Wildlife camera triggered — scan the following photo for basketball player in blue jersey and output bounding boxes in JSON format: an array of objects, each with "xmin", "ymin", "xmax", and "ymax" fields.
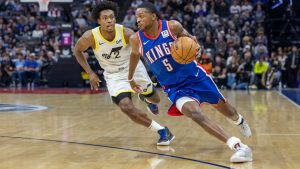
[
  {"xmin": 74, "ymin": 1, "xmax": 174, "ymax": 146},
  {"xmin": 128, "ymin": 2, "xmax": 252, "ymax": 162}
]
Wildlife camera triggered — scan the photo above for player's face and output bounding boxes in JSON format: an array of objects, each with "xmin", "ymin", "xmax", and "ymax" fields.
[
  {"xmin": 98, "ymin": 10, "xmax": 116, "ymax": 33},
  {"xmin": 136, "ymin": 8, "xmax": 155, "ymax": 31}
]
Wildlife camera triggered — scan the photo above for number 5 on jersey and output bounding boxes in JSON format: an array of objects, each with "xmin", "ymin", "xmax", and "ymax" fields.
[{"xmin": 162, "ymin": 58, "xmax": 173, "ymax": 72}]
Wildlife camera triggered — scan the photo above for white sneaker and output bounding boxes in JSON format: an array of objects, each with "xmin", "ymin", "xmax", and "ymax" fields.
[
  {"xmin": 238, "ymin": 119, "xmax": 252, "ymax": 138},
  {"xmin": 230, "ymin": 145, "xmax": 253, "ymax": 163}
]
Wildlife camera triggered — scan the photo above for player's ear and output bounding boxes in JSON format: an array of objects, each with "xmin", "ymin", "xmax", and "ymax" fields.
[{"xmin": 151, "ymin": 13, "xmax": 156, "ymax": 21}]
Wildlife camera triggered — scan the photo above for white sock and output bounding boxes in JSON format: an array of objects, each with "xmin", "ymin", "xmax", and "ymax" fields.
[
  {"xmin": 148, "ymin": 120, "xmax": 164, "ymax": 131},
  {"xmin": 227, "ymin": 136, "xmax": 243, "ymax": 150},
  {"xmin": 233, "ymin": 114, "xmax": 243, "ymax": 125}
]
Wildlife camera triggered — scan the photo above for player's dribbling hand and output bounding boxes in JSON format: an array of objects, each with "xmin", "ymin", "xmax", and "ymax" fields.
[
  {"xmin": 89, "ymin": 72, "xmax": 101, "ymax": 90},
  {"xmin": 191, "ymin": 36, "xmax": 201, "ymax": 58},
  {"xmin": 129, "ymin": 79, "xmax": 142, "ymax": 93}
]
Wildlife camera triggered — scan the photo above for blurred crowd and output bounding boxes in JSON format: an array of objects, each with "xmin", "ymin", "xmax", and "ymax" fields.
[
  {"xmin": 0, "ymin": 0, "xmax": 299, "ymax": 89},
  {"xmin": 123, "ymin": 0, "xmax": 300, "ymax": 89}
]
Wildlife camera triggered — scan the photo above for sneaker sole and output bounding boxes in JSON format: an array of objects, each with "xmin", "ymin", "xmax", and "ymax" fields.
[
  {"xmin": 230, "ymin": 157, "xmax": 253, "ymax": 163},
  {"xmin": 156, "ymin": 135, "xmax": 175, "ymax": 146}
]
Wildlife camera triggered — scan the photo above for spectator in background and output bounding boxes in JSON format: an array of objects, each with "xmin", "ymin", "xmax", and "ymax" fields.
[
  {"xmin": 11, "ymin": 53, "xmax": 25, "ymax": 87},
  {"xmin": 40, "ymin": 51, "xmax": 56, "ymax": 85},
  {"xmin": 230, "ymin": 0, "xmax": 241, "ymax": 15},
  {"xmin": 197, "ymin": 53, "xmax": 212, "ymax": 75},
  {"xmin": 75, "ymin": 13, "xmax": 87, "ymax": 29},
  {"xmin": 254, "ymin": 56, "xmax": 268, "ymax": 89},
  {"xmin": 206, "ymin": 9, "xmax": 218, "ymax": 24},
  {"xmin": 0, "ymin": 52, "xmax": 14, "ymax": 87},
  {"xmin": 212, "ymin": 54, "xmax": 227, "ymax": 88},
  {"xmin": 216, "ymin": 0, "xmax": 229, "ymax": 17},
  {"xmin": 122, "ymin": 11, "xmax": 137, "ymax": 31},
  {"xmin": 131, "ymin": 0, "xmax": 142, "ymax": 10},
  {"xmin": 261, "ymin": 65, "xmax": 278, "ymax": 90},
  {"xmin": 253, "ymin": 2, "xmax": 265, "ymax": 23},
  {"xmin": 285, "ymin": 46, "xmax": 300, "ymax": 88},
  {"xmin": 215, "ymin": 33, "xmax": 227, "ymax": 55},
  {"xmin": 235, "ymin": 65, "xmax": 250, "ymax": 90},
  {"xmin": 170, "ymin": 10, "xmax": 182, "ymax": 22},
  {"xmin": 32, "ymin": 25, "xmax": 43, "ymax": 38},
  {"xmin": 24, "ymin": 53, "xmax": 39, "ymax": 88},
  {"xmin": 241, "ymin": 22, "xmax": 253, "ymax": 38},
  {"xmin": 226, "ymin": 49, "xmax": 240, "ymax": 66},
  {"xmin": 195, "ymin": 0, "xmax": 207, "ymax": 17},
  {"xmin": 241, "ymin": 0, "xmax": 253, "ymax": 13},
  {"xmin": 255, "ymin": 31, "xmax": 267, "ymax": 46},
  {"xmin": 277, "ymin": 47, "xmax": 287, "ymax": 86},
  {"xmin": 227, "ymin": 57, "xmax": 239, "ymax": 89},
  {"xmin": 253, "ymin": 41, "xmax": 268, "ymax": 60},
  {"xmin": 204, "ymin": 35, "xmax": 215, "ymax": 54},
  {"xmin": 241, "ymin": 51, "xmax": 255, "ymax": 85},
  {"xmin": 212, "ymin": 65, "xmax": 227, "ymax": 89}
]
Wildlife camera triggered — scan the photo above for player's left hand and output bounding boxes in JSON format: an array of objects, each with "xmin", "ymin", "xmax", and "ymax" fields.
[
  {"xmin": 129, "ymin": 79, "xmax": 142, "ymax": 93},
  {"xmin": 89, "ymin": 72, "xmax": 101, "ymax": 90}
]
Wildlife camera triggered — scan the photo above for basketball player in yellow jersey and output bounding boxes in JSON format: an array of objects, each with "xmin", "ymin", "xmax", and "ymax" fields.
[{"xmin": 74, "ymin": 1, "xmax": 174, "ymax": 146}]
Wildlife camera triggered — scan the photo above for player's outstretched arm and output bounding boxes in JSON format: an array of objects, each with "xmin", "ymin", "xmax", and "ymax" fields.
[
  {"xmin": 74, "ymin": 30, "xmax": 94, "ymax": 74},
  {"xmin": 74, "ymin": 30, "xmax": 100, "ymax": 90},
  {"xmin": 128, "ymin": 33, "xmax": 142, "ymax": 93}
]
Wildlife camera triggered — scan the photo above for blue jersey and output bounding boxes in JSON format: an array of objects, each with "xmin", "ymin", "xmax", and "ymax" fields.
[{"xmin": 137, "ymin": 20, "xmax": 207, "ymax": 87}]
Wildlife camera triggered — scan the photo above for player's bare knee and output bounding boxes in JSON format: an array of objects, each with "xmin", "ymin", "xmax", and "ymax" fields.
[
  {"xmin": 183, "ymin": 105, "xmax": 201, "ymax": 119},
  {"xmin": 119, "ymin": 101, "xmax": 135, "ymax": 115},
  {"xmin": 190, "ymin": 109, "xmax": 205, "ymax": 121}
]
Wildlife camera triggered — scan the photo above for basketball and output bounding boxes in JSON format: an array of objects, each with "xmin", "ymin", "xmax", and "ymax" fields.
[{"xmin": 170, "ymin": 37, "xmax": 198, "ymax": 64}]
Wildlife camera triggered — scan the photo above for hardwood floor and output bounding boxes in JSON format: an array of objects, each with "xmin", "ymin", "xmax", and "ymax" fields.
[{"xmin": 0, "ymin": 90, "xmax": 299, "ymax": 169}]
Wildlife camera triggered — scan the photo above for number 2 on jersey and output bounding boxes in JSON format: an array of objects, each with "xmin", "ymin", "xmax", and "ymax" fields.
[{"xmin": 162, "ymin": 58, "xmax": 173, "ymax": 72}]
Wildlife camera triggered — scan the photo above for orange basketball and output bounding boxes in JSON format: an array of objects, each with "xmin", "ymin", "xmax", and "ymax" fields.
[{"xmin": 170, "ymin": 37, "xmax": 198, "ymax": 64}]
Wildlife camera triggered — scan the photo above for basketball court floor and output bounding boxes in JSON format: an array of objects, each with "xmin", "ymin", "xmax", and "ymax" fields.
[{"xmin": 0, "ymin": 89, "xmax": 300, "ymax": 169}]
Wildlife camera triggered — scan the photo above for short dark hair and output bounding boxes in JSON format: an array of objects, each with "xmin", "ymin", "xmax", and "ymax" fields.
[
  {"xmin": 91, "ymin": 1, "xmax": 119, "ymax": 21},
  {"xmin": 138, "ymin": 2, "xmax": 159, "ymax": 19}
]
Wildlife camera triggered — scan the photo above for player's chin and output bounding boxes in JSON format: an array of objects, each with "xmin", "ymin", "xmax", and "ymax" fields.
[
  {"xmin": 107, "ymin": 28, "xmax": 114, "ymax": 33},
  {"xmin": 137, "ymin": 25, "xmax": 145, "ymax": 31}
]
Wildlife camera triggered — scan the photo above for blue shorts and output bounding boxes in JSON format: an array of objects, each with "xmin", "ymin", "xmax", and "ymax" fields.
[{"xmin": 164, "ymin": 75, "xmax": 226, "ymax": 105}]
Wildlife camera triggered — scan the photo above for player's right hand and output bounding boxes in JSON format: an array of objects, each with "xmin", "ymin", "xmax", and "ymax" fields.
[
  {"xmin": 191, "ymin": 36, "xmax": 201, "ymax": 58},
  {"xmin": 89, "ymin": 72, "xmax": 101, "ymax": 90},
  {"xmin": 129, "ymin": 79, "xmax": 142, "ymax": 93}
]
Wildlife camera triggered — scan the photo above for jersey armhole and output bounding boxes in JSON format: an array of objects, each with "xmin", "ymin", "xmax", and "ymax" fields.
[
  {"xmin": 120, "ymin": 25, "xmax": 127, "ymax": 46},
  {"xmin": 166, "ymin": 21, "xmax": 177, "ymax": 41},
  {"xmin": 91, "ymin": 28, "xmax": 99, "ymax": 51},
  {"xmin": 136, "ymin": 32, "xmax": 144, "ymax": 56}
]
